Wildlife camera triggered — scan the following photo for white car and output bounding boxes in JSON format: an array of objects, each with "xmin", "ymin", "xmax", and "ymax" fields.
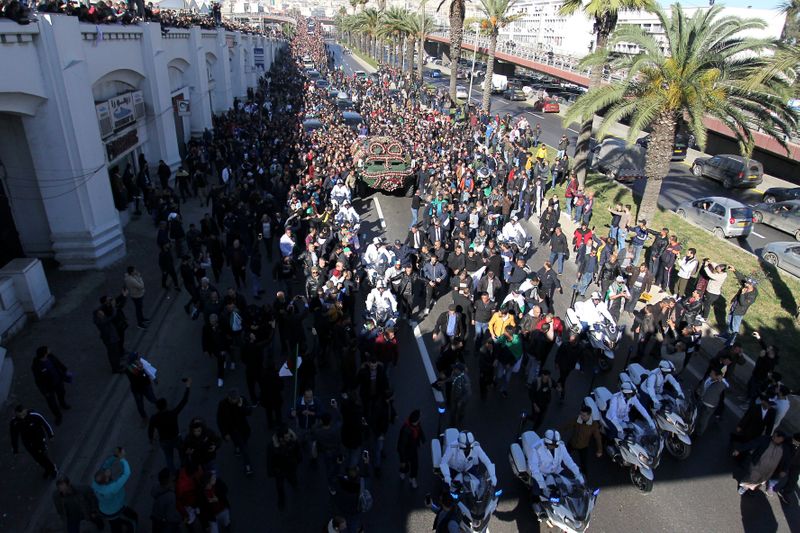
[{"xmin": 456, "ymin": 85, "xmax": 469, "ymax": 99}]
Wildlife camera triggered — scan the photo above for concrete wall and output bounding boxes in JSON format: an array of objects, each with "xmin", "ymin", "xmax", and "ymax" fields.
[{"xmin": 0, "ymin": 17, "xmax": 280, "ymax": 270}]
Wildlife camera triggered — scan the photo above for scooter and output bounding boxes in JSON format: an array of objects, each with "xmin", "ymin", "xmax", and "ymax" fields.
[
  {"xmin": 584, "ymin": 387, "xmax": 664, "ymax": 493},
  {"xmin": 564, "ymin": 310, "xmax": 622, "ymax": 372},
  {"xmin": 508, "ymin": 425, "xmax": 599, "ymax": 533},
  {"xmin": 622, "ymin": 364, "xmax": 697, "ymax": 460},
  {"xmin": 431, "ymin": 428, "xmax": 501, "ymax": 533}
]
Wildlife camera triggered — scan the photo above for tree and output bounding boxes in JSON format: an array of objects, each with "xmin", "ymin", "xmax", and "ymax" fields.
[
  {"xmin": 780, "ymin": 0, "xmax": 800, "ymax": 43},
  {"xmin": 438, "ymin": 0, "xmax": 466, "ymax": 102},
  {"xmin": 355, "ymin": 8, "xmax": 382, "ymax": 58},
  {"xmin": 559, "ymin": 0, "xmax": 657, "ymax": 186},
  {"xmin": 380, "ymin": 7, "xmax": 413, "ymax": 69},
  {"xmin": 409, "ymin": 9, "xmax": 436, "ymax": 80},
  {"xmin": 565, "ymin": 4, "xmax": 799, "ymax": 222},
  {"xmin": 476, "ymin": 0, "xmax": 521, "ymax": 113}
]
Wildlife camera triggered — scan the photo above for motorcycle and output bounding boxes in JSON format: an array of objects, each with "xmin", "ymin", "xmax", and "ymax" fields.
[
  {"xmin": 564, "ymin": 309, "xmax": 622, "ymax": 372},
  {"xmin": 361, "ymin": 306, "xmax": 397, "ymax": 338},
  {"xmin": 622, "ymin": 364, "xmax": 697, "ymax": 460},
  {"xmin": 584, "ymin": 387, "xmax": 664, "ymax": 493},
  {"xmin": 497, "ymin": 232, "xmax": 535, "ymax": 259},
  {"xmin": 509, "ymin": 428, "xmax": 598, "ymax": 533},
  {"xmin": 431, "ymin": 428, "xmax": 501, "ymax": 533}
]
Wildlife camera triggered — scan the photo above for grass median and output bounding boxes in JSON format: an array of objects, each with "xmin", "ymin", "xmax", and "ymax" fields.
[
  {"xmin": 546, "ymin": 173, "xmax": 800, "ymax": 385},
  {"xmin": 342, "ymin": 45, "xmax": 378, "ymax": 70}
]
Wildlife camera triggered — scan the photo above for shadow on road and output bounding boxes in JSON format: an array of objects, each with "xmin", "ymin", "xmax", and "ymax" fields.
[{"xmin": 741, "ymin": 490, "xmax": 778, "ymax": 533}]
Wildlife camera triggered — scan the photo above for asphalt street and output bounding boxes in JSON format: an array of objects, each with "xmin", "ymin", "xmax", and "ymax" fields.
[
  {"xmin": 334, "ymin": 44, "xmax": 800, "ymax": 533},
  {"xmin": 414, "ymin": 65, "xmax": 793, "ymax": 258}
]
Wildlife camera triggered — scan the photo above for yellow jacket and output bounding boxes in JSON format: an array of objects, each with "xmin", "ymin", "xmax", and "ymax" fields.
[
  {"xmin": 536, "ymin": 145, "xmax": 548, "ymax": 160},
  {"xmin": 489, "ymin": 312, "xmax": 516, "ymax": 338}
]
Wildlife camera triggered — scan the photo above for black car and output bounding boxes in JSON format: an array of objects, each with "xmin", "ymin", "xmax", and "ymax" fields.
[
  {"xmin": 636, "ymin": 133, "xmax": 689, "ymax": 162},
  {"xmin": 691, "ymin": 154, "xmax": 764, "ymax": 189},
  {"xmin": 762, "ymin": 187, "xmax": 800, "ymax": 204},
  {"xmin": 503, "ymin": 89, "xmax": 526, "ymax": 101}
]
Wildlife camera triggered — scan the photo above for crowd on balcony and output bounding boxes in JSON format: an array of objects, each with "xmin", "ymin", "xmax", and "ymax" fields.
[{"xmin": 1, "ymin": 0, "xmax": 279, "ymax": 35}]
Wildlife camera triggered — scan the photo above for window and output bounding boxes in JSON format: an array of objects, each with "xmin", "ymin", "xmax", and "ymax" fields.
[{"xmin": 709, "ymin": 204, "xmax": 726, "ymax": 217}]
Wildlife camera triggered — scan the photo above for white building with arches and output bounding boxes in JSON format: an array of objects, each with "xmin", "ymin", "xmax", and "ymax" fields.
[{"xmin": 0, "ymin": 15, "xmax": 281, "ymax": 272}]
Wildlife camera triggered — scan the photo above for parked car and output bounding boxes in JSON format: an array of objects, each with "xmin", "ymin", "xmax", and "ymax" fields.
[
  {"xmin": 761, "ymin": 241, "xmax": 800, "ymax": 277},
  {"xmin": 354, "ymin": 70, "xmax": 368, "ymax": 81},
  {"xmin": 306, "ymin": 70, "xmax": 321, "ymax": 80},
  {"xmin": 675, "ymin": 196, "xmax": 754, "ymax": 239},
  {"xmin": 503, "ymin": 88, "xmax": 526, "ymax": 101},
  {"xmin": 456, "ymin": 68, "xmax": 468, "ymax": 80},
  {"xmin": 636, "ymin": 133, "xmax": 688, "ymax": 161},
  {"xmin": 752, "ymin": 200, "xmax": 800, "ymax": 241},
  {"xmin": 691, "ymin": 154, "xmax": 764, "ymax": 189},
  {"xmin": 456, "ymin": 85, "xmax": 469, "ymax": 99},
  {"xmin": 315, "ymin": 79, "xmax": 330, "ymax": 89},
  {"xmin": 762, "ymin": 187, "xmax": 800, "ymax": 204},
  {"xmin": 587, "ymin": 137, "xmax": 646, "ymax": 183},
  {"xmin": 532, "ymin": 98, "xmax": 560, "ymax": 113},
  {"xmin": 342, "ymin": 111, "xmax": 364, "ymax": 131},
  {"xmin": 426, "ymin": 68, "xmax": 442, "ymax": 78}
]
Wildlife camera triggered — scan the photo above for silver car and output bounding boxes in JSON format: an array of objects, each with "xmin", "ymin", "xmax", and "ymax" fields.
[
  {"xmin": 675, "ymin": 196, "xmax": 753, "ymax": 239},
  {"xmin": 762, "ymin": 241, "xmax": 800, "ymax": 277},
  {"xmin": 752, "ymin": 200, "xmax": 800, "ymax": 241}
]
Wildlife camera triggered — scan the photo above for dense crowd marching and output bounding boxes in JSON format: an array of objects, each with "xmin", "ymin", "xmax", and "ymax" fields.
[{"xmin": 7, "ymin": 19, "xmax": 800, "ymax": 533}]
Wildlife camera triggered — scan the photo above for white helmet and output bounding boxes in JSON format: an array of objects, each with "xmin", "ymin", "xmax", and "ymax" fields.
[
  {"xmin": 590, "ymin": 291, "xmax": 602, "ymax": 301},
  {"xmin": 658, "ymin": 360, "xmax": 675, "ymax": 374},
  {"xmin": 376, "ymin": 280, "xmax": 387, "ymax": 290},
  {"xmin": 621, "ymin": 381, "xmax": 636, "ymax": 395},
  {"xmin": 458, "ymin": 431, "xmax": 475, "ymax": 452},
  {"xmin": 543, "ymin": 429, "xmax": 561, "ymax": 446}
]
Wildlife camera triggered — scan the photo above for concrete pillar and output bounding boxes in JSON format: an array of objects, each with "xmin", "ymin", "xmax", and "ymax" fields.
[
  {"xmin": 26, "ymin": 15, "xmax": 125, "ymax": 270},
  {"xmin": 212, "ymin": 29, "xmax": 233, "ymax": 112},
  {"xmin": 140, "ymin": 23, "xmax": 182, "ymax": 172},
  {"xmin": 187, "ymin": 26, "xmax": 213, "ymax": 137},
  {"xmin": 230, "ymin": 31, "xmax": 246, "ymax": 99}
]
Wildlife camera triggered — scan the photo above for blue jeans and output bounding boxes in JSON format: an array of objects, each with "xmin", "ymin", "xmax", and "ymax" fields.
[
  {"xmin": 727, "ymin": 314, "xmax": 744, "ymax": 344},
  {"xmin": 573, "ymin": 205, "xmax": 584, "ymax": 224},
  {"xmin": 549, "ymin": 252, "xmax": 565, "ymax": 274},
  {"xmin": 566, "ymin": 198, "xmax": 573, "ymax": 218},
  {"xmin": 616, "ymin": 231, "xmax": 626, "ymax": 252},
  {"xmin": 577, "ymin": 272, "xmax": 593, "ymax": 296},
  {"xmin": 160, "ymin": 437, "xmax": 181, "ymax": 472},
  {"xmin": 474, "ymin": 321, "xmax": 489, "ymax": 349},
  {"xmin": 632, "ymin": 244, "xmax": 644, "ymax": 266},
  {"xmin": 609, "ymin": 226, "xmax": 620, "ymax": 243},
  {"xmin": 410, "ymin": 207, "xmax": 418, "ymax": 228}
]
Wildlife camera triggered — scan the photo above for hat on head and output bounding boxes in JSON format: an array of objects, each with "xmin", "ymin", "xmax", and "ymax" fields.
[{"xmin": 615, "ymin": 275, "xmax": 625, "ymax": 282}]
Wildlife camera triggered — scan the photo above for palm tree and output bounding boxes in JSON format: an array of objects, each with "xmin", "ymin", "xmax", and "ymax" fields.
[
  {"xmin": 559, "ymin": 0, "xmax": 657, "ymax": 186},
  {"xmin": 565, "ymin": 4, "xmax": 799, "ymax": 222},
  {"xmin": 476, "ymin": 0, "xmax": 521, "ymax": 113},
  {"xmin": 438, "ymin": 0, "xmax": 466, "ymax": 102},
  {"xmin": 409, "ymin": 9, "xmax": 436, "ymax": 80},
  {"xmin": 355, "ymin": 8, "xmax": 382, "ymax": 58},
  {"xmin": 780, "ymin": 0, "xmax": 800, "ymax": 42},
  {"xmin": 380, "ymin": 7, "xmax": 414, "ymax": 69}
]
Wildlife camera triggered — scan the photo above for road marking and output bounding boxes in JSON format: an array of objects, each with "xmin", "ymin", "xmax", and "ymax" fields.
[
  {"xmin": 528, "ymin": 112, "xmax": 544, "ymax": 119},
  {"xmin": 751, "ymin": 231, "xmax": 765, "ymax": 238},
  {"xmin": 753, "ymin": 189, "xmax": 765, "ymax": 194},
  {"xmin": 373, "ymin": 197, "xmax": 386, "ymax": 229},
  {"xmin": 411, "ymin": 321, "xmax": 445, "ymax": 404},
  {"xmin": 567, "ymin": 128, "xmax": 580, "ymax": 134}
]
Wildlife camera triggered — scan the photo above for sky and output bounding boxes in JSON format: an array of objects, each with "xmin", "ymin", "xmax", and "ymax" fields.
[{"xmin": 670, "ymin": 0, "xmax": 784, "ymax": 8}]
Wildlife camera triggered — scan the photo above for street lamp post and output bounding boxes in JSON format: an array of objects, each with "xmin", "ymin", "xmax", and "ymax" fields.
[{"xmin": 467, "ymin": 23, "xmax": 480, "ymax": 110}]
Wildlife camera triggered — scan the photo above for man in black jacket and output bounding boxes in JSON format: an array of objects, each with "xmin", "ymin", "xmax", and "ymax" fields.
[
  {"xmin": 548, "ymin": 226, "xmax": 568, "ymax": 275},
  {"xmin": 10, "ymin": 405, "xmax": 57, "ymax": 478},
  {"xmin": 32, "ymin": 346, "xmax": 71, "ymax": 425},
  {"xmin": 647, "ymin": 227, "xmax": 669, "ymax": 274},
  {"xmin": 149, "ymin": 378, "xmax": 191, "ymax": 472},
  {"xmin": 433, "ymin": 304, "xmax": 466, "ymax": 345},
  {"xmin": 217, "ymin": 389, "xmax": 254, "ymax": 475},
  {"xmin": 472, "ymin": 292, "xmax": 497, "ymax": 351}
]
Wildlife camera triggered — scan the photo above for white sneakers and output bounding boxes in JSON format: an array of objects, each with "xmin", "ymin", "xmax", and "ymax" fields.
[{"xmin": 217, "ymin": 378, "xmax": 223, "ymax": 388}]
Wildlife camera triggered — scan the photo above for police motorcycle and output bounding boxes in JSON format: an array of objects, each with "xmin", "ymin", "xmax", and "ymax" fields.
[
  {"xmin": 509, "ymin": 421, "xmax": 599, "ymax": 533},
  {"xmin": 498, "ymin": 215, "xmax": 535, "ymax": 258},
  {"xmin": 431, "ymin": 429, "xmax": 501, "ymax": 533},
  {"xmin": 565, "ymin": 292, "xmax": 622, "ymax": 372},
  {"xmin": 583, "ymin": 383, "xmax": 664, "ymax": 493},
  {"xmin": 623, "ymin": 362, "xmax": 696, "ymax": 460}
]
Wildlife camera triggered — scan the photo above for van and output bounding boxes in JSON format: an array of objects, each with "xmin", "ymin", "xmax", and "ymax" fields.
[
  {"xmin": 588, "ymin": 138, "xmax": 646, "ymax": 183},
  {"xmin": 691, "ymin": 154, "xmax": 764, "ymax": 189},
  {"xmin": 342, "ymin": 111, "xmax": 364, "ymax": 132},
  {"xmin": 675, "ymin": 196, "xmax": 754, "ymax": 239}
]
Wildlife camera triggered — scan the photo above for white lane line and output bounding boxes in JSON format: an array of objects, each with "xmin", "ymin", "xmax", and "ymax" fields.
[
  {"xmin": 373, "ymin": 197, "xmax": 387, "ymax": 229},
  {"xmin": 567, "ymin": 128, "xmax": 580, "ymax": 134},
  {"xmin": 411, "ymin": 321, "xmax": 445, "ymax": 404},
  {"xmin": 751, "ymin": 231, "xmax": 765, "ymax": 238},
  {"xmin": 528, "ymin": 112, "xmax": 544, "ymax": 119}
]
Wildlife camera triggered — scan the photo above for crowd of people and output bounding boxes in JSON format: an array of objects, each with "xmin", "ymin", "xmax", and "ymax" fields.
[
  {"xmin": 6, "ymin": 18, "xmax": 799, "ymax": 533},
  {"xmin": 1, "ymin": 0, "xmax": 275, "ymax": 35}
]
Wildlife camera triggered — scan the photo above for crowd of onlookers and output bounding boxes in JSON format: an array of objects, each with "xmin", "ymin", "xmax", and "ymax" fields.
[{"xmin": 1, "ymin": 0, "xmax": 279, "ymax": 36}]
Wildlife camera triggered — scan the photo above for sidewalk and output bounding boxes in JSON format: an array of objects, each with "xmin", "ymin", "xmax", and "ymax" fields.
[{"xmin": 0, "ymin": 196, "xmax": 209, "ymax": 532}]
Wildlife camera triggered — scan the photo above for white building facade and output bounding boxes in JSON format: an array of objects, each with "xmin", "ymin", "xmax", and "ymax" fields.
[{"xmin": 0, "ymin": 15, "xmax": 280, "ymax": 271}]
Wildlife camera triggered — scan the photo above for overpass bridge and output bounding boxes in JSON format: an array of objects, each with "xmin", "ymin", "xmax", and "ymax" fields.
[{"xmin": 425, "ymin": 32, "xmax": 800, "ymax": 170}]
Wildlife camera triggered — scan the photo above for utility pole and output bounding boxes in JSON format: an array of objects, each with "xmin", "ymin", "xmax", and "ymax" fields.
[{"xmin": 466, "ymin": 23, "xmax": 479, "ymax": 110}]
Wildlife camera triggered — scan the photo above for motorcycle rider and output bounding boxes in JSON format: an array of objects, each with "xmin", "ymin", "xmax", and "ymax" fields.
[
  {"xmin": 330, "ymin": 179, "xmax": 351, "ymax": 208},
  {"xmin": 642, "ymin": 361, "xmax": 684, "ymax": 410},
  {"xmin": 440, "ymin": 431, "xmax": 497, "ymax": 494},
  {"xmin": 606, "ymin": 381, "xmax": 655, "ymax": 440},
  {"xmin": 364, "ymin": 238, "xmax": 394, "ymax": 286},
  {"xmin": 574, "ymin": 292, "xmax": 615, "ymax": 331},
  {"xmin": 335, "ymin": 200, "xmax": 360, "ymax": 230},
  {"xmin": 501, "ymin": 215, "xmax": 528, "ymax": 250},
  {"xmin": 365, "ymin": 281, "xmax": 398, "ymax": 317},
  {"xmin": 527, "ymin": 430, "xmax": 584, "ymax": 507}
]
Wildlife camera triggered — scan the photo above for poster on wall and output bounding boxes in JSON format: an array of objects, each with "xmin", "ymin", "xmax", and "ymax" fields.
[
  {"xmin": 177, "ymin": 100, "xmax": 191, "ymax": 116},
  {"xmin": 109, "ymin": 93, "xmax": 135, "ymax": 129},
  {"xmin": 254, "ymin": 47, "xmax": 264, "ymax": 69}
]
